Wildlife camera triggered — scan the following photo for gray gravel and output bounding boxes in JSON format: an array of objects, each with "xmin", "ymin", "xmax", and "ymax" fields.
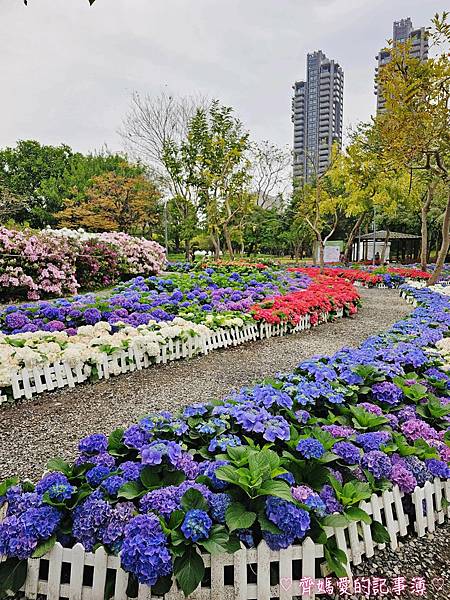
[
  {"xmin": 346, "ymin": 522, "xmax": 450, "ymax": 600},
  {"xmin": 0, "ymin": 288, "xmax": 412, "ymax": 481}
]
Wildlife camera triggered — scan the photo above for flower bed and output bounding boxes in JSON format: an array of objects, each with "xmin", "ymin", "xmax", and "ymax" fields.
[
  {"xmin": 0, "ymin": 268, "xmax": 359, "ymax": 404},
  {"xmin": 0, "ymin": 227, "xmax": 166, "ymax": 300},
  {"xmin": 1, "ymin": 284, "xmax": 450, "ymax": 599},
  {"xmin": 289, "ymin": 266, "xmax": 431, "ymax": 289}
]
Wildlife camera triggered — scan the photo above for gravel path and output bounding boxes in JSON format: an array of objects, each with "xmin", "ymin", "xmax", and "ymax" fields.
[
  {"xmin": 0, "ymin": 288, "xmax": 412, "ymax": 481},
  {"xmin": 348, "ymin": 522, "xmax": 450, "ymax": 600}
]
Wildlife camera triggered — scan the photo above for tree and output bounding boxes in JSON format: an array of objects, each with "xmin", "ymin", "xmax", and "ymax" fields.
[
  {"xmin": 56, "ymin": 172, "xmax": 161, "ymax": 233},
  {"xmin": 120, "ymin": 91, "xmax": 209, "ymax": 258},
  {"xmin": 0, "ymin": 140, "xmax": 73, "ymax": 226},
  {"xmin": 248, "ymin": 141, "xmax": 291, "ymax": 209},
  {"xmin": 0, "ymin": 186, "xmax": 28, "ymax": 223},
  {"xmin": 163, "ymin": 101, "xmax": 251, "ymax": 259},
  {"xmin": 40, "ymin": 151, "xmax": 147, "ymax": 214},
  {"xmin": 376, "ymin": 12, "xmax": 450, "ymax": 283},
  {"xmin": 297, "ymin": 178, "xmax": 340, "ymax": 271}
]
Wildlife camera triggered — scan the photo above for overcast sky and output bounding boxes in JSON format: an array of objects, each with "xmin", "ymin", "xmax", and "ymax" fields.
[{"xmin": 0, "ymin": 0, "xmax": 447, "ymax": 156}]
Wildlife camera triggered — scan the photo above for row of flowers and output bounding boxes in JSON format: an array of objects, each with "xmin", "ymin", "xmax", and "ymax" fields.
[
  {"xmin": 0, "ymin": 227, "xmax": 166, "ymax": 300},
  {"xmin": 288, "ymin": 266, "xmax": 431, "ymax": 288},
  {"xmin": 1, "ymin": 284, "xmax": 450, "ymax": 596},
  {"xmin": 0, "ymin": 266, "xmax": 312, "ymax": 335},
  {"xmin": 0, "ymin": 318, "xmax": 215, "ymax": 389},
  {"xmin": 0, "ymin": 266, "xmax": 359, "ymax": 393}
]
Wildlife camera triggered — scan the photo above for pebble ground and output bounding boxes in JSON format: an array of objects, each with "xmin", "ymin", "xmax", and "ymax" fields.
[
  {"xmin": 1, "ymin": 288, "xmax": 449, "ymax": 598},
  {"xmin": 0, "ymin": 288, "xmax": 411, "ymax": 481}
]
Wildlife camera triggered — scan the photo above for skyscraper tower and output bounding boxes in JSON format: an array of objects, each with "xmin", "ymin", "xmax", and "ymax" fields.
[
  {"xmin": 375, "ymin": 17, "xmax": 428, "ymax": 112},
  {"xmin": 292, "ymin": 50, "xmax": 344, "ymax": 184}
]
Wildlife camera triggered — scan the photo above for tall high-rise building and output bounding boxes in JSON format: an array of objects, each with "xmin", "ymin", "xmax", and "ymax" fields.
[
  {"xmin": 375, "ymin": 17, "xmax": 428, "ymax": 112},
  {"xmin": 292, "ymin": 50, "xmax": 344, "ymax": 184}
]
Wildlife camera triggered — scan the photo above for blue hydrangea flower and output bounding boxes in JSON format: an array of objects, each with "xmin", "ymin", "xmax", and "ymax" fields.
[
  {"xmin": 141, "ymin": 440, "xmax": 182, "ymax": 467},
  {"xmin": 425, "ymin": 459, "xmax": 450, "ymax": 479},
  {"xmin": 361, "ymin": 450, "xmax": 392, "ymax": 480},
  {"xmin": 119, "ymin": 461, "xmax": 143, "ymax": 481},
  {"xmin": 209, "ymin": 493, "xmax": 232, "ymax": 524},
  {"xmin": 371, "ymin": 382, "xmax": 403, "ymax": 405},
  {"xmin": 296, "ymin": 438, "xmax": 325, "ymax": 459},
  {"xmin": 333, "ymin": 441, "xmax": 361, "ymax": 465},
  {"xmin": 101, "ymin": 476, "xmax": 127, "ymax": 496},
  {"xmin": 78, "ymin": 433, "xmax": 108, "ymax": 454},
  {"xmin": 86, "ymin": 465, "xmax": 112, "ymax": 488},
  {"xmin": 208, "ymin": 434, "xmax": 242, "ymax": 452},
  {"xmin": 120, "ymin": 514, "xmax": 172, "ymax": 585},
  {"xmin": 181, "ymin": 509, "xmax": 212, "ymax": 542}
]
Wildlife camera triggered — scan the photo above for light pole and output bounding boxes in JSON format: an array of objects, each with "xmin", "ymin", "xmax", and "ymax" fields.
[
  {"xmin": 163, "ymin": 197, "xmax": 169, "ymax": 257},
  {"xmin": 372, "ymin": 206, "xmax": 376, "ymax": 266}
]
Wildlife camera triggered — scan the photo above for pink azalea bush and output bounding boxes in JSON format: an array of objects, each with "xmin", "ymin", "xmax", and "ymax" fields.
[{"xmin": 0, "ymin": 227, "xmax": 166, "ymax": 300}]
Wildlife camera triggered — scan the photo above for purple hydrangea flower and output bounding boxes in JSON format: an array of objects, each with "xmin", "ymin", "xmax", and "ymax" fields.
[
  {"xmin": 371, "ymin": 381, "xmax": 403, "ymax": 405},
  {"xmin": 120, "ymin": 514, "xmax": 172, "ymax": 585},
  {"xmin": 390, "ymin": 463, "xmax": 417, "ymax": 493},
  {"xmin": 333, "ymin": 441, "xmax": 361, "ymax": 465},
  {"xmin": 79, "ymin": 434, "xmax": 108, "ymax": 455},
  {"xmin": 141, "ymin": 440, "xmax": 182, "ymax": 467},
  {"xmin": 361, "ymin": 450, "xmax": 392, "ymax": 480}
]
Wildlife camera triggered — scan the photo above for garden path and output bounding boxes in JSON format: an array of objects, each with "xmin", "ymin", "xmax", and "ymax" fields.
[{"xmin": 0, "ymin": 288, "xmax": 412, "ymax": 481}]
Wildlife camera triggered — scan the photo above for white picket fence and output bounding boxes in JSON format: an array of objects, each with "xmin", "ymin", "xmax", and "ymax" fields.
[
  {"xmin": 4, "ymin": 477, "xmax": 448, "ymax": 600},
  {"xmin": 0, "ymin": 310, "xmax": 346, "ymax": 406}
]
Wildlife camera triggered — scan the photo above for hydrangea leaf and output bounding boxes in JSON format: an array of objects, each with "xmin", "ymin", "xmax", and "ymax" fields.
[{"xmin": 225, "ymin": 502, "xmax": 256, "ymax": 532}]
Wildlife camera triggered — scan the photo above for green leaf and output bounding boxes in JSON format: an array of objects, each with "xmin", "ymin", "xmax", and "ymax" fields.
[
  {"xmin": 257, "ymin": 480, "xmax": 293, "ymax": 501},
  {"xmin": 140, "ymin": 467, "xmax": 161, "ymax": 490},
  {"xmin": 108, "ymin": 428, "xmax": 127, "ymax": 455},
  {"xmin": 31, "ymin": 535, "xmax": 56, "ymax": 558},
  {"xmin": 168, "ymin": 510, "xmax": 185, "ymax": 530},
  {"xmin": 173, "ymin": 548, "xmax": 205, "ymax": 596},
  {"xmin": 200, "ymin": 525, "xmax": 231, "ymax": 554},
  {"xmin": 258, "ymin": 513, "xmax": 282, "ymax": 534},
  {"xmin": 117, "ymin": 481, "xmax": 143, "ymax": 500},
  {"xmin": 324, "ymin": 546, "xmax": 347, "ymax": 578},
  {"xmin": 150, "ymin": 575, "xmax": 173, "ymax": 596},
  {"xmin": 180, "ymin": 488, "xmax": 208, "ymax": 511},
  {"xmin": 46, "ymin": 458, "xmax": 71, "ymax": 476},
  {"xmin": 126, "ymin": 573, "xmax": 139, "ymax": 598},
  {"xmin": 345, "ymin": 507, "xmax": 372, "ymax": 525},
  {"xmin": 215, "ymin": 465, "xmax": 240, "ymax": 485},
  {"xmin": 226, "ymin": 445, "xmax": 250, "ymax": 466},
  {"xmin": 371, "ymin": 521, "xmax": 391, "ymax": 544},
  {"xmin": 0, "ymin": 477, "xmax": 19, "ymax": 497},
  {"xmin": 322, "ymin": 514, "xmax": 350, "ymax": 528},
  {"xmin": 0, "ymin": 558, "xmax": 28, "ymax": 595},
  {"xmin": 225, "ymin": 503, "xmax": 256, "ymax": 532}
]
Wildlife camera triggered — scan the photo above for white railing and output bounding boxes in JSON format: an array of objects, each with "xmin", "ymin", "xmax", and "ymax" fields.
[
  {"xmin": 1, "ymin": 310, "xmax": 347, "ymax": 406},
  {"xmin": 5, "ymin": 477, "xmax": 449, "ymax": 600}
]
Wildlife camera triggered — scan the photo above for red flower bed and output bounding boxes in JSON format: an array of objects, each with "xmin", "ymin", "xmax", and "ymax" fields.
[
  {"xmin": 288, "ymin": 267, "xmax": 382, "ymax": 286},
  {"xmin": 386, "ymin": 267, "xmax": 431, "ymax": 280},
  {"xmin": 250, "ymin": 274, "xmax": 360, "ymax": 325}
]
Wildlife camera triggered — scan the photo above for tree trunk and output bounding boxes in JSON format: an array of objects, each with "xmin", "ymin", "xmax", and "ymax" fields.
[
  {"xmin": 420, "ymin": 182, "xmax": 435, "ymax": 271},
  {"xmin": 319, "ymin": 239, "xmax": 325, "ymax": 273},
  {"xmin": 380, "ymin": 228, "xmax": 390, "ymax": 263},
  {"xmin": 184, "ymin": 239, "xmax": 191, "ymax": 261},
  {"xmin": 223, "ymin": 223, "xmax": 234, "ymax": 258},
  {"xmin": 428, "ymin": 190, "xmax": 450, "ymax": 285},
  {"xmin": 211, "ymin": 232, "xmax": 221, "ymax": 260},
  {"xmin": 344, "ymin": 213, "xmax": 365, "ymax": 263}
]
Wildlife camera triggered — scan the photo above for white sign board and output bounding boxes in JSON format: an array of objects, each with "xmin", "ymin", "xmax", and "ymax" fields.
[{"xmin": 323, "ymin": 245, "xmax": 341, "ymax": 263}]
